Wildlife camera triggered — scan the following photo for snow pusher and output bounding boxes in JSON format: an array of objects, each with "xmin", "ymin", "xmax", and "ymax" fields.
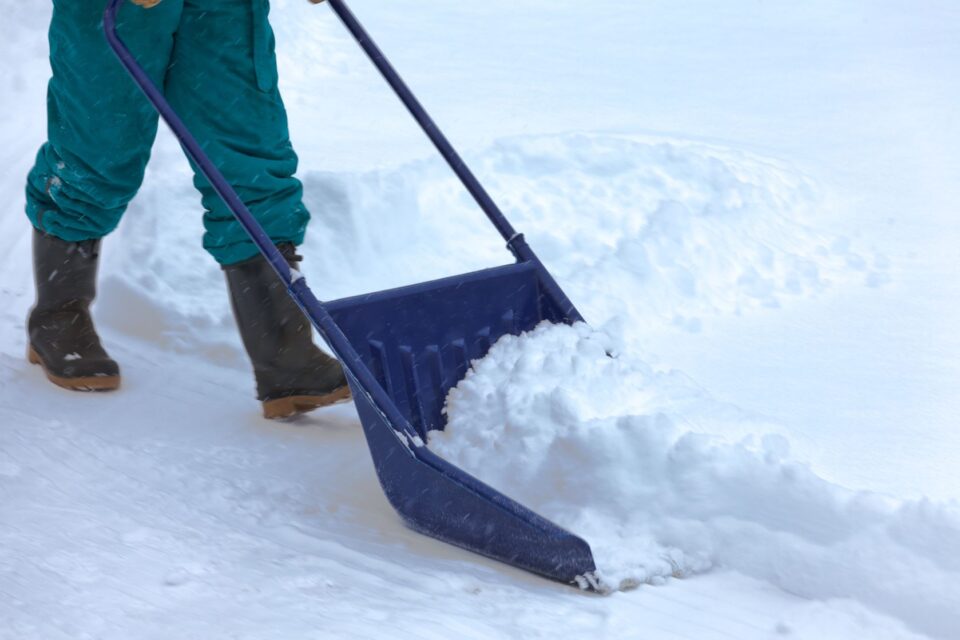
[{"xmin": 105, "ymin": 0, "xmax": 598, "ymax": 587}]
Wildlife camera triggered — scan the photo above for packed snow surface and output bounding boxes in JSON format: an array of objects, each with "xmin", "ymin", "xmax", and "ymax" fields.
[{"xmin": 432, "ymin": 322, "xmax": 960, "ymax": 637}]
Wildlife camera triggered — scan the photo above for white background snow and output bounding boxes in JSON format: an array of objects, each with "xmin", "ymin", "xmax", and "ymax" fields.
[{"xmin": 1, "ymin": 1, "xmax": 958, "ymax": 639}]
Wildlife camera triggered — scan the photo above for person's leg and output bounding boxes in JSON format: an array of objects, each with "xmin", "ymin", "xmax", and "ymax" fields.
[
  {"xmin": 164, "ymin": 0, "xmax": 309, "ymax": 266},
  {"xmin": 25, "ymin": 0, "xmax": 183, "ymax": 390},
  {"xmin": 26, "ymin": 0, "xmax": 183, "ymax": 240},
  {"xmin": 165, "ymin": 0, "xmax": 346, "ymax": 418}
]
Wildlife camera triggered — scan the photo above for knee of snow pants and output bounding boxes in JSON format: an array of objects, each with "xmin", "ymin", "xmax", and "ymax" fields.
[
  {"xmin": 26, "ymin": 0, "xmax": 184, "ymax": 242},
  {"xmin": 27, "ymin": 0, "xmax": 310, "ymax": 267},
  {"xmin": 165, "ymin": 0, "xmax": 309, "ymax": 266}
]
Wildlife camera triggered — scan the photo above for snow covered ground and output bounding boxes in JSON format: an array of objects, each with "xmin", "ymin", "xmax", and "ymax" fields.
[{"xmin": 2, "ymin": 1, "xmax": 958, "ymax": 638}]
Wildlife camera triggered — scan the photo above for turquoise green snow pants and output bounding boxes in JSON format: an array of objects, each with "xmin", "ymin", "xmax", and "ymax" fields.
[{"xmin": 26, "ymin": 0, "xmax": 309, "ymax": 265}]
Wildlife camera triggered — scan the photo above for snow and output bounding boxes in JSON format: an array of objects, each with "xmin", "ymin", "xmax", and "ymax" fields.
[
  {"xmin": 431, "ymin": 321, "xmax": 960, "ymax": 637},
  {"xmin": 1, "ymin": 0, "xmax": 959, "ymax": 639}
]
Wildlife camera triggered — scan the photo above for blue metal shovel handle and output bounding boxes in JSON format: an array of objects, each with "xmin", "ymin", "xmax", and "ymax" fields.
[
  {"xmin": 102, "ymin": 0, "xmax": 421, "ymax": 447},
  {"xmin": 102, "ymin": 1, "xmax": 293, "ymax": 287},
  {"xmin": 327, "ymin": 0, "xmax": 517, "ymax": 244},
  {"xmin": 324, "ymin": 0, "xmax": 583, "ymax": 322}
]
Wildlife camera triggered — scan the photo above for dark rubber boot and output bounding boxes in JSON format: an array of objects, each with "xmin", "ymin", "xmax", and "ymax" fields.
[
  {"xmin": 27, "ymin": 229, "xmax": 120, "ymax": 391},
  {"xmin": 224, "ymin": 244, "xmax": 350, "ymax": 419}
]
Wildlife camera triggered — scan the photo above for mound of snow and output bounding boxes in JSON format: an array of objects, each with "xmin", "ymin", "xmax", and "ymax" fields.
[
  {"xmin": 98, "ymin": 132, "xmax": 876, "ymax": 359},
  {"xmin": 301, "ymin": 133, "xmax": 880, "ymax": 331},
  {"xmin": 429, "ymin": 322, "xmax": 960, "ymax": 639}
]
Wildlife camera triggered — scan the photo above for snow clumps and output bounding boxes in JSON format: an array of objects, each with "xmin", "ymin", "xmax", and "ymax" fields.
[{"xmin": 429, "ymin": 322, "xmax": 960, "ymax": 639}]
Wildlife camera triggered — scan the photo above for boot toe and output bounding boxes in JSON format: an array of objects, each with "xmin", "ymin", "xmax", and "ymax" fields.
[
  {"xmin": 258, "ymin": 362, "xmax": 352, "ymax": 419},
  {"xmin": 261, "ymin": 385, "xmax": 352, "ymax": 420},
  {"xmin": 60, "ymin": 357, "xmax": 120, "ymax": 380},
  {"xmin": 28, "ymin": 345, "xmax": 121, "ymax": 392}
]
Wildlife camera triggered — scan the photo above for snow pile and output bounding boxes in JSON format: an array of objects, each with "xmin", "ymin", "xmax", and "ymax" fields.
[
  {"xmin": 98, "ymin": 132, "xmax": 879, "ymax": 360},
  {"xmin": 300, "ymin": 134, "xmax": 882, "ymax": 330},
  {"xmin": 429, "ymin": 322, "xmax": 960, "ymax": 638}
]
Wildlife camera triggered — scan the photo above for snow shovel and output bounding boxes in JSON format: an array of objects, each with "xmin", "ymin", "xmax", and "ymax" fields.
[{"xmin": 104, "ymin": 0, "xmax": 598, "ymax": 588}]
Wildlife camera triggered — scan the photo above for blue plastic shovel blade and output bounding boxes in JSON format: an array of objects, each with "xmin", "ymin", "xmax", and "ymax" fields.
[{"xmin": 325, "ymin": 262, "xmax": 597, "ymax": 584}]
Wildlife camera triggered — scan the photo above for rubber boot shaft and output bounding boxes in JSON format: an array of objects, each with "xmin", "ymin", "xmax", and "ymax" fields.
[
  {"xmin": 28, "ymin": 229, "xmax": 120, "ymax": 387},
  {"xmin": 224, "ymin": 245, "xmax": 347, "ymax": 405}
]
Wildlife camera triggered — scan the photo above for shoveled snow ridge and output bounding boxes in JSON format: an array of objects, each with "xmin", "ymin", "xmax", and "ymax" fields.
[
  {"xmin": 430, "ymin": 322, "xmax": 960, "ymax": 639},
  {"xmin": 98, "ymin": 132, "xmax": 882, "ymax": 361}
]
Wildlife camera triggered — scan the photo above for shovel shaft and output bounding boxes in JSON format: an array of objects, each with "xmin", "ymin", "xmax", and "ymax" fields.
[
  {"xmin": 102, "ymin": 0, "xmax": 292, "ymax": 285},
  {"xmin": 103, "ymin": 0, "xmax": 420, "ymax": 444},
  {"xmin": 326, "ymin": 0, "xmax": 520, "ymax": 245},
  {"xmin": 325, "ymin": 0, "xmax": 583, "ymax": 321}
]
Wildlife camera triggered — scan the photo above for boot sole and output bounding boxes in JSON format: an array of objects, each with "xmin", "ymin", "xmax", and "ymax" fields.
[
  {"xmin": 262, "ymin": 386, "xmax": 353, "ymax": 420},
  {"xmin": 27, "ymin": 346, "xmax": 121, "ymax": 392}
]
